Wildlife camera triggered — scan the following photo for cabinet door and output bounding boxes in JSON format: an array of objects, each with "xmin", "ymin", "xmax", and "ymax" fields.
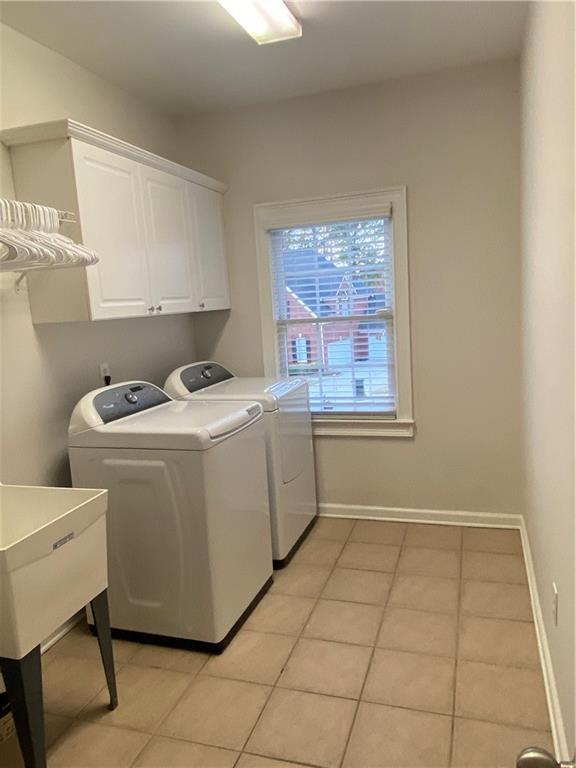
[
  {"xmin": 72, "ymin": 140, "xmax": 152, "ymax": 320},
  {"xmin": 187, "ymin": 184, "xmax": 230, "ymax": 311},
  {"xmin": 139, "ymin": 165, "xmax": 197, "ymax": 314}
]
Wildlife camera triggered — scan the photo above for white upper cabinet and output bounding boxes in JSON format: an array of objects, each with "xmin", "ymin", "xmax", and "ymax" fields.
[
  {"xmin": 187, "ymin": 184, "xmax": 230, "ymax": 311},
  {"xmin": 2, "ymin": 119, "xmax": 230, "ymax": 323},
  {"xmin": 139, "ymin": 166, "xmax": 196, "ymax": 315},
  {"xmin": 72, "ymin": 141, "xmax": 152, "ymax": 320}
]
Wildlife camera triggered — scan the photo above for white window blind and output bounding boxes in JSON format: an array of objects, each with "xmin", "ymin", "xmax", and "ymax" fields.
[{"xmin": 269, "ymin": 211, "xmax": 397, "ymax": 415}]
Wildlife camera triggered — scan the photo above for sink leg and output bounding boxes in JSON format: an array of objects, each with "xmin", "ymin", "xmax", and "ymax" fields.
[
  {"xmin": 0, "ymin": 645, "xmax": 46, "ymax": 768},
  {"xmin": 90, "ymin": 589, "xmax": 118, "ymax": 710}
]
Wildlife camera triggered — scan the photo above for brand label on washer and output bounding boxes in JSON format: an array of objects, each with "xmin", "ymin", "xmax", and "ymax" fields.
[{"xmin": 53, "ymin": 532, "xmax": 74, "ymax": 550}]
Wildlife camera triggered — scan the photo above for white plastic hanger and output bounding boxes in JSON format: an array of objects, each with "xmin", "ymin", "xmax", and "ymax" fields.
[
  {"xmin": 0, "ymin": 199, "xmax": 98, "ymax": 273},
  {"xmin": 0, "ymin": 200, "xmax": 52, "ymax": 266},
  {"xmin": 27, "ymin": 202, "xmax": 98, "ymax": 265}
]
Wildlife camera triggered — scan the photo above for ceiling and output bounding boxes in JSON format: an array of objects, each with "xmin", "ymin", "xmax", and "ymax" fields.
[{"xmin": 1, "ymin": 1, "xmax": 527, "ymax": 115}]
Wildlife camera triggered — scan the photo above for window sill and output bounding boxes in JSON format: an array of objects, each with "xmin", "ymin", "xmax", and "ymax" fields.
[{"xmin": 311, "ymin": 417, "xmax": 415, "ymax": 438}]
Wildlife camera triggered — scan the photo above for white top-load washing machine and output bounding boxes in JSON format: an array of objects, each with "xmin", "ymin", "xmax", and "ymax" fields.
[
  {"xmin": 68, "ymin": 381, "xmax": 272, "ymax": 652},
  {"xmin": 164, "ymin": 362, "xmax": 318, "ymax": 567}
]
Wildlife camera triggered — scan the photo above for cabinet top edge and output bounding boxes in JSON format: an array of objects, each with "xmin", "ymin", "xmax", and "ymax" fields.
[{"xmin": 0, "ymin": 118, "xmax": 228, "ymax": 195}]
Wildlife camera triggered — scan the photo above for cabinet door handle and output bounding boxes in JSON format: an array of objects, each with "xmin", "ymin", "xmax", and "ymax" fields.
[
  {"xmin": 199, "ymin": 301, "xmax": 205, "ymax": 309},
  {"xmin": 156, "ymin": 305, "xmax": 163, "ymax": 312},
  {"xmin": 148, "ymin": 306, "xmax": 155, "ymax": 313}
]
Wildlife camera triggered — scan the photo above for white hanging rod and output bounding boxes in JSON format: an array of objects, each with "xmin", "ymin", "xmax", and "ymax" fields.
[
  {"xmin": 3, "ymin": 209, "xmax": 76, "ymax": 226},
  {"xmin": 57, "ymin": 210, "xmax": 76, "ymax": 223}
]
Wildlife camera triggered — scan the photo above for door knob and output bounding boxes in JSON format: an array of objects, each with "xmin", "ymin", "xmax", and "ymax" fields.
[
  {"xmin": 517, "ymin": 747, "xmax": 575, "ymax": 768},
  {"xmin": 147, "ymin": 306, "xmax": 155, "ymax": 313},
  {"xmin": 156, "ymin": 305, "xmax": 163, "ymax": 312},
  {"xmin": 199, "ymin": 301, "xmax": 205, "ymax": 309}
]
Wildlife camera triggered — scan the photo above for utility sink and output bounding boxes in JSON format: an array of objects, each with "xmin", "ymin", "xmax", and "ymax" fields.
[{"xmin": 0, "ymin": 484, "xmax": 108, "ymax": 660}]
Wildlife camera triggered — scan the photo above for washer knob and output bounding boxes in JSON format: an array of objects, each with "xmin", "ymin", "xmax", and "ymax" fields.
[{"xmin": 125, "ymin": 392, "xmax": 138, "ymax": 404}]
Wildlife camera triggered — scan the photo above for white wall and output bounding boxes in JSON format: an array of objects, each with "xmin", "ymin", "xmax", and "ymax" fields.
[
  {"xmin": 175, "ymin": 59, "xmax": 523, "ymax": 516},
  {"xmin": 521, "ymin": 2, "xmax": 575, "ymax": 752},
  {"xmin": 0, "ymin": 24, "xmax": 196, "ymax": 486}
]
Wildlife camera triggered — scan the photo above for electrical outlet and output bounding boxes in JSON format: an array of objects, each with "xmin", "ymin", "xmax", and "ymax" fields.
[
  {"xmin": 99, "ymin": 362, "xmax": 111, "ymax": 385},
  {"xmin": 552, "ymin": 582, "xmax": 559, "ymax": 626}
]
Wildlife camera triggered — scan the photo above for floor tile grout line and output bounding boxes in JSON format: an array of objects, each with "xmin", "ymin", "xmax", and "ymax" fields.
[
  {"xmin": 447, "ymin": 655, "xmax": 543, "ymax": 672},
  {"xmin": 452, "ymin": 530, "xmax": 552, "ymax": 761},
  {"xmin": 405, "ymin": 523, "xmax": 460, "ymax": 768},
  {"xmin": 126, "ymin": 731, "xmax": 155, "ymax": 767},
  {"xmin": 42, "ymin": 521, "xmax": 531, "ymax": 767},
  {"xmin": 52, "ymin": 659, "xmax": 552, "ymax": 741},
  {"xmin": 311, "ymin": 595, "xmax": 392, "ymax": 607},
  {"xmin": 45, "ymin": 635, "xmax": 213, "ymax": 751},
  {"xmin": 235, "ymin": 517, "xmax": 409, "ymax": 763},
  {"xmin": 242, "ymin": 597, "xmax": 537, "ymax": 624},
  {"xmin": 320, "ymin": 564, "xmax": 402, "ymax": 577},
  {"xmin": 66, "ymin": 604, "xmax": 514, "ymax": 657},
  {"xmin": 53, "ymin": 703, "xmax": 553, "ymax": 768},
  {"xmin": 240, "ymin": 750, "xmax": 332, "ymax": 768},
  {"xmin": 46, "ymin": 714, "xmax": 156, "ymax": 763},
  {"xmin": 143, "ymin": 532, "xmax": 346, "ymax": 750},
  {"xmin": 52, "ymin": 685, "xmax": 552, "ymax": 746},
  {"xmin": 447, "ymin": 527, "xmax": 464, "ymax": 767},
  {"xmin": 462, "ymin": 577, "xmax": 529, "ymax": 588},
  {"xmin": 148, "ymin": 661, "xmax": 216, "ymax": 740},
  {"xmin": 64, "ymin": 666, "xmax": 206, "ymax": 738},
  {"xmin": 199, "ymin": 640, "xmax": 545, "ymax": 705},
  {"xmin": 66, "ymin": 706, "xmax": 554, "ymax": 765},
  {"xmin": 235, "ymin": 681, "xmax": 277, "ymax": 756},
  {"xmin": 48, "ymin": 580, "xmax": 525, "ymax": 711},
  {"xmin": 69, "ymin": 522, "xmax": 446, "ymax": 761},
  {"xmin": 335, "ymin": 521, "xmax": 409, "ymax": 768},
  {"xmin": 234, "ymin": 521, "xmax": 356, "ymax": 762},
  {"xmin": 42, "ymin": 715, "xmax": 95, "ymax": 761},
  {"xmin": 463, "ymin": 548, "xmax": 525, "ymax": 557},
  {"xmin": 459, "ymin": 611, "xmax": 535, "ymax": 623},
  {"xmin": 452, "ymin": 712, "xmax": 553, "ymax": 733},
  {"xmin": 132, "ymin": 708, "xmax": 552, "ymax": 768}
]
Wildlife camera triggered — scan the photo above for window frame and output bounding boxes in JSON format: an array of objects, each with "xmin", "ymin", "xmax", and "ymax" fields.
[{"xmin": 254, "ymin": 187, "xmax": 414, "ymax": 438}]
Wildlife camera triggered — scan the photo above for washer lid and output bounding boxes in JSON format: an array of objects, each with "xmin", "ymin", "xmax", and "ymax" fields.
[
  {"xmin": 69, "ymin": 382, "xmax": 263, "ymax": 450},
  {"xmin": 165, "ymin": 363, "xmax": 307, "ymax": 411}
]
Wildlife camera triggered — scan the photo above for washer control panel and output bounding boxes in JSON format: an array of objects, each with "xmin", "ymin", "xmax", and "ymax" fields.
[
  {"xmin": 179, "ymin": 363, "xmax": 234, "ymax": 393},
  {"xmin": 94, "ymin": 383, "xmax": 170, "ymax": 424}
]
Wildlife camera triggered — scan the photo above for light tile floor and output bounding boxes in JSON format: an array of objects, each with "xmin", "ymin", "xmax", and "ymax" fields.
[{"xmin": 1, "ymin": 520, "xmax": 554, "ymax": 768}]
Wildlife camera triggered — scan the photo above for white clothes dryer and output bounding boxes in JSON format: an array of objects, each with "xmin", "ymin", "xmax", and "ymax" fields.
[{"xmin": 164, "ymin": 362, "xmax": 318, "ymax": 567}]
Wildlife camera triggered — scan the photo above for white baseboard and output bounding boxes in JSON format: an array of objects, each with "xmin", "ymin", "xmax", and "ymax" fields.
[
  {"xmin": 40, "ymin": 611, "xmax": 83, "ymax": 654},
  {"xmin": 319, "ymin": 501, "xmax": 569, "ymax": 760},
  {"xmin": 519, "ymin": 519, "xmax": 570, "ymax": 761},
  {"xmin": 319, "ymin": 502, "xmax": 523, "ymax": 529},
  {"xmin": 0, "ymin": 614, "xmax": 82, "ymax": 695}
]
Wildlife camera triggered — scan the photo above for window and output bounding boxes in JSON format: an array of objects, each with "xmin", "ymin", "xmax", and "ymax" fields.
[
  {"xmin": 292, "ymin": 335, "xmax": 312, "ymax": 364},
  {"xmin": 255, "ymin": 189, "xmax": 413, "ymax": 437}
]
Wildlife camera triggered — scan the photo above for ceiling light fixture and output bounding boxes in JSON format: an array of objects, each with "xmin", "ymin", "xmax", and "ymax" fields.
[{"xmin": 218, "ymin": 0, "xmax": 302, "ymax": 45}]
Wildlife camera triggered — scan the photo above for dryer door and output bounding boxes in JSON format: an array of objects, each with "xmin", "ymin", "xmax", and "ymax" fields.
[{"xmin": 278, "ymin": 384, "xmax": 314, "ymax": 484}]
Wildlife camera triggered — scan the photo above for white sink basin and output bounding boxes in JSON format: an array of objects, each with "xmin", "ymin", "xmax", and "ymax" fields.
[{"xmin": 0, "ymin": 484, "xmax": 108, "ymax": 659}]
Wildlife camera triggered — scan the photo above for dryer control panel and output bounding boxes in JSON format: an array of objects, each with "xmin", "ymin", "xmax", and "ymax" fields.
[
  {"xmin": 94, "ymin": 383, "xmax": 170, "ymax": 424},
  {"xmin": 179, "ymin": 363, "xmax": 234, "ymax": 393}
]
